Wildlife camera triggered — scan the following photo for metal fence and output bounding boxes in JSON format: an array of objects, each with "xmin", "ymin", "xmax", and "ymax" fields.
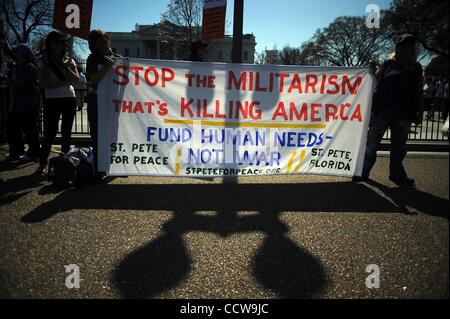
[
  {"xmin": 0, "ymin": 86, "xmax": 9, "ymax": 143},
  {"xmin": 0, "ymin": 87, "xmax": 90, "ymax": 142},
  {"xmin": 0, "ymin": 86, "xmax": 449, "ymax": 144}
]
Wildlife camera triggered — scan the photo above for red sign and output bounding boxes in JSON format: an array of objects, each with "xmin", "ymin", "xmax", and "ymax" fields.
[
  {"xmin": 201, "ymin": 0, "xmax": 227, "ymax": 41},
  {"xmin": 53, "ymin": 0, "xmax": 93, "ymax": 39}
]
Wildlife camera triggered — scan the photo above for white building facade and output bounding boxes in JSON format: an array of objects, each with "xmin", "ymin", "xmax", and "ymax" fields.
[{"xmin": 107, "ymin": 23, "xmax": 256, "ymax": 64}]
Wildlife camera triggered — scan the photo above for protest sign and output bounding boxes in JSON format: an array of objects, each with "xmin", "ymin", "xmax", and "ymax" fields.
[
  {"xmin": 53, "ymin": 0, "xmax": 93, "ymax": 39},
  {"xmin": 98, "ymin": 58, "xmax": 375, "ymax": 177},
  {"xmin": 202, "ymin": 0, "xmax": 227, "ymax": 41}
]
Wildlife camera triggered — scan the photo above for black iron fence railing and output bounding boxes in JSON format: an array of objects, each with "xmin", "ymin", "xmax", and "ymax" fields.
[
  {"xmin": 0, "ymin": 86, "xmax": 449, "ymax": 144},
  {"xmin": 1, "ymin": 87, "xmax": 91, "ymax": 143},
  {"xmin": 0, "ymin": 85, "xmax": 9, "ymax": 143}
]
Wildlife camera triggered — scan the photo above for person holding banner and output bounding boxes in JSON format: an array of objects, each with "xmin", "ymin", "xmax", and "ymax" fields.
[
  {"xmin": 86, "ymin": 29, "xmax": 118, "ymax": 173},
  {"xmin": 360, "ymin": 34, "xmax": 424, "ymax": 186},
  {"xmin": 36, "ymin": 31, "xmax": 80, "ymax": 174}
]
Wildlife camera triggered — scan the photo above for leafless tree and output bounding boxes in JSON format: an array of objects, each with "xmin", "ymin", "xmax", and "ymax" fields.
[
  {"xmin": 277, "ymin": 46, "xmax": 302, "ymax": 65},
  {"xmin": 310, "ymin": 16, "xmax": 392, "ymax": 67},
  {"xmin": 161, "ymin": 0, "xmax": 202, "ymax": 46},
  {"xmin": 0, "ymin": 0, "xmax": 53, "ymax": 48},
  {"xmin": 298, "ymin": 41, "xmax": 327, "ymax": 66},
  {"xmin": 384, "ymin": 0, "xmax": 449, "ymax": 60},
  {"xmin": 0, "ymin": 0, "xmax": 87, "ymax": 60},
  {"xmin": 254, "ymin": 50, "xmax": 267, "ymax": 65}
]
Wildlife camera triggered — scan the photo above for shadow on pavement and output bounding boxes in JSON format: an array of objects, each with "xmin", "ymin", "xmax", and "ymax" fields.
[
  {"xmin": 18, "ymin": 181, "xmax": 449, "ymax": 298},
  {"xmin": 0, "ymin": 158, "xmax": 36, "ymax": 171},
  {"xmin": 114, "ymin": 207, "xmax": 328, "ymax": 298},
  {"xmin": 113, "ymin": 231, "xmax": 193, "ymax": 299},
  {"xmin": 0, "ymin": 173, "xmax": 45, "ymax": 205},
  {"xmin": 366, "ymin": 179, "xmax": 449, "ymax": 220},
  {"xmin": 21, "ymin": 182, "xmax": 403, "ymax": 222}
]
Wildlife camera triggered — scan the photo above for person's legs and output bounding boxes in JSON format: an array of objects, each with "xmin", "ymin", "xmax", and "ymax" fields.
[
  {"xmin": 39, "ymin": 99, "xmax": 61, "ymax": 166},
  {"xmin": 22, "ymin": 111, "xmax": 40, "ymax": 159},
  {"xmin": 87, "ymin": 94, "xmax": 98, "ymax": 171},
  {"xmin": 426, "ymin": 98, "xmax": 434, "ymax": 120},
  {"xmin": 6, "ymin": 111, "xmax": 25, "ymax": 158},
  {"xmin": 60, "ymin": 97, "xmax": 77, "ymax": 154},
  {"xmin": 442, "ymin": 98, "xmax": 449, "ymax": 121},
  {"xmin": 361, "ymin": 112, "xmax": 390, "ymax": 178},
  {"xmin": 389, "ymin": 119, "xmax": 411, "ymax": 183}
]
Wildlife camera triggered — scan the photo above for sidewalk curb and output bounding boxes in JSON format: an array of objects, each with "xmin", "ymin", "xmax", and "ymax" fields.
[
  {"xmin": 378, "ymin": 151, "xmax": 449, "ymax": 158},
  {"xmin": 379, "ymin": 141, "xmax": 449, "ymax": 153}
]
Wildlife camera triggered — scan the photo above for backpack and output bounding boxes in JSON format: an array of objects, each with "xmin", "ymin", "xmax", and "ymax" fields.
[
  {"xmin": 47, "ymin": 154, "xmax": 79, "ymax": 187},
  {"xmin": 48, "ymin": 147, "xmax": 95, "ymax": 188}
]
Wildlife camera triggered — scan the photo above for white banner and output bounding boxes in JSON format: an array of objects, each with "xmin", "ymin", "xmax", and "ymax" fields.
[{"xmin": 98, "ymin": 58, "xmax": 375, "ymax": 177}]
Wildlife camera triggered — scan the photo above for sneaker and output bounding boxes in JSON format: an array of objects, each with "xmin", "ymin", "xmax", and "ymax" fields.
[
  {"xmin": 389, "ymin": 175, "xmax": 415, "ymax": 186},
  {"xmin": 93, "ymin": 172, "xmax": 107, "ymax": 183}
]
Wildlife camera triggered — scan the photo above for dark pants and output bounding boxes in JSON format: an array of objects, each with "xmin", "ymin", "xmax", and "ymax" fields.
[
  {"xmin": 39, "ymin": 97, "xmax": 77, "ymax": 165},
  {"xmin": 6, "ymin": 111, "xmax": 40, "ymax": 158},
  {"xmin": 442, "ymin": 98, "xmax": 449, "ymax": 120},
  {"xmin": 87, "ymin": 93, "xmax": 98, "ymax": 171},
  {"xmin": 362, "ymin": 111, "xmax": 411, "ymax": 179}
]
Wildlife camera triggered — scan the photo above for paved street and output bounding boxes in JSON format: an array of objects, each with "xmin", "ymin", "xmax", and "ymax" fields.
[{"xmin": 0, "ymin": 146, "xmax": 448, "ymax": 299}]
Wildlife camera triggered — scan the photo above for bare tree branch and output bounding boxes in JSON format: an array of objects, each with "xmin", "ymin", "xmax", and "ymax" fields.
[
  {"xmin": 306, "ymin": 16, "xmax": 392, "ymax": 66},
  {"xmin": 1, "ymin": 0, "xmax": 53, "ymax": 46}
]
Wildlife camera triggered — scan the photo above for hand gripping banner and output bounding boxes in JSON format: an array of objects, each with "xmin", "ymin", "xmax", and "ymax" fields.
[{"xmin": 98, "ymin": 58, "xmax": 375, "ymax": 177}]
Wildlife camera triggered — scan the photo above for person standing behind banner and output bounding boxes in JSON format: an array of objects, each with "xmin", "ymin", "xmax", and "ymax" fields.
[
  {"xmin": 36, "ymin": 31, "xmax": 80, "ymax": 174},
  {"xmin": 86, "ymin": 30, "xmax": 117, "ymax": 172},
  {"xmin": 359, "ymin": 34, "xmax": 424, "ymax": 186},
  {"xmin": 6, "ymin": 44, "xmax": 41, "ymax": 161},
  {"xmin": 188, "ymin": 41, "xmax": 208, "ymax": 62}
]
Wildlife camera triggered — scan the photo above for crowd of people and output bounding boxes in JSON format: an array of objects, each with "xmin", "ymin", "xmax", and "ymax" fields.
[
  {"xmin": 0, "ymin": 31, "xmax": 447, "ymax": 186},
  {"xmin": 1, "ymin": 29, "xmax": 119, "ymax": 178}
]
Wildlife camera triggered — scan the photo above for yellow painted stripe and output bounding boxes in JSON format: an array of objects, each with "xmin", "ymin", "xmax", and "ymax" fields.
[
  {"xmin": 164, "ymin": 119, "xmax": 326, "ymax": 129},
  {"xmin": 294, "ymin": 150, "xmax": 306, "ymax": 173},
  {"xmin": 286, "ymin": 151, "xmax": 297, "ymax": 173},
  {"xmin": 175, "ymin": 147, "xmax": 182, "ymax": 175}
]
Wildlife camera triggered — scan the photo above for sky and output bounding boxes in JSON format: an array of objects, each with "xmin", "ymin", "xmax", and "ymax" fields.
[{"xmin": 88, "ymin": 0, "xmax": 393, "ymax": 58}]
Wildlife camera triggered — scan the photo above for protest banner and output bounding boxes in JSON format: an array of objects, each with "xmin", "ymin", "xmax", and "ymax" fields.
[
  {"xmin": 53, "ymin": 0, "xmax": 93, "ymax": 39},
  {"xmin": 201, "ymin": 0, "xmax": 227, "ymax": 41},
  {"xmin": 98, "ymin": 58, "xmax": 376, "ymax": 178}
]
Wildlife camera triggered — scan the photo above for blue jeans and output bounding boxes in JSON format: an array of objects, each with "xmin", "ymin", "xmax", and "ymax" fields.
[{"xmin": 362, "ymin": 112, "xmax": 411, "ymax": 179}]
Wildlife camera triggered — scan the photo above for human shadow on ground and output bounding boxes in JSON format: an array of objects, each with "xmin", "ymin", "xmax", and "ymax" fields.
[
  {"xmin": 19, "ymin": 180, "xmax": 450, "ymax": 298},
  {"xmin": 366, "ymin": 179, "xmax": 449, "ymax": 220},
  {"xmin": 113, "ymin": 208, "xmax": 327, "ymax": 299},
  {"xmin": 0, "ymin": 170, "xmax": 45, "ymax": 205},
  {"xmin": 0, "ymin": 158, "xmax": 36, "ymax": 171},
  {"xmin": 21, "ymin": 182, "xmax": 405, "ymax": 223}
]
